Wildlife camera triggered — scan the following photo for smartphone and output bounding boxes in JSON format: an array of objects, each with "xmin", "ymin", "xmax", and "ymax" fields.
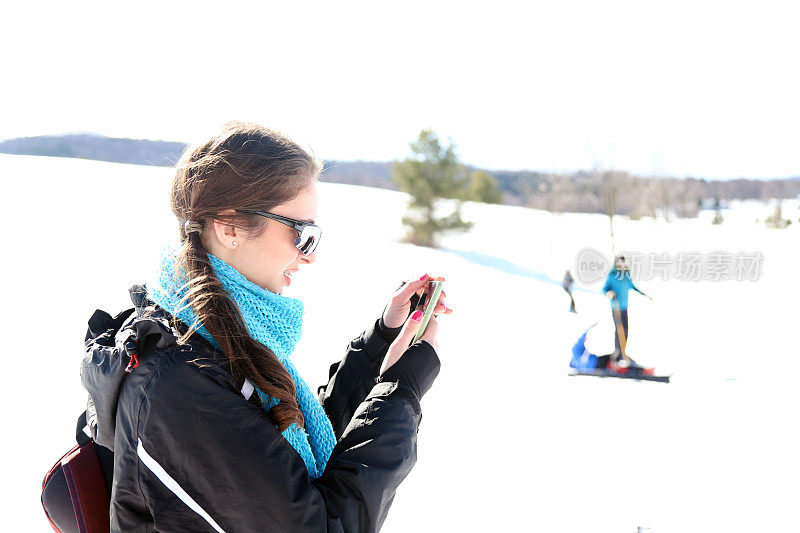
[{"xmin": 412, "ymin": 281, "xmax": 444, "ymax": 344}]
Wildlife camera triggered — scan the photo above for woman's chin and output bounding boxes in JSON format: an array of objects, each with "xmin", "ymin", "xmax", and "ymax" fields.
[{"xmin": 262, "ymin": 276, "xmax": 289, "ymax": 295}]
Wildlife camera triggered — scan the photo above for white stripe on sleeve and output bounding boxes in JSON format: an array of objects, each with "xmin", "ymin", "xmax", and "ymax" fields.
[{"xmin": 137, "ymin": 438, "xmax": 226, "ymax": 533}]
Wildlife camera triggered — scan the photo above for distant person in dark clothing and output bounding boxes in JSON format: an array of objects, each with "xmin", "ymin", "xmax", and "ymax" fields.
[
  {"xmin": 602, "ymin": 254, "xmax": 652, "ymax": 364},
  {"xmin": 562, "ymin": 270, "xmax": 577, "ymax": 313}
]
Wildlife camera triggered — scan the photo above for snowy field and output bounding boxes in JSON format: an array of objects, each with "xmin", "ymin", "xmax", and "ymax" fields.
[{"xmin": 1, "ymin": 154, "xmax": 797, "ymax": 532}]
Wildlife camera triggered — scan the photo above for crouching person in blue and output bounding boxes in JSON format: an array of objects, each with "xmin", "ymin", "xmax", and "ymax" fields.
[{"xmin": 80, "ymin": 121, "xmax": 451, "ymax": 532}]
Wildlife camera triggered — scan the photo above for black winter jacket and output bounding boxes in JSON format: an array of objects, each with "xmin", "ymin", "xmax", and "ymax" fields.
[{"xmin": 80, "ymin": 284, "xmax": 440, "ymax": 532}]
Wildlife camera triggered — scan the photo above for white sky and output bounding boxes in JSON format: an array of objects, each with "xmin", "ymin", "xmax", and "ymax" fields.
[{"xmin": 2, "ymin": 0, "xmax": 798, "ymax": 179}]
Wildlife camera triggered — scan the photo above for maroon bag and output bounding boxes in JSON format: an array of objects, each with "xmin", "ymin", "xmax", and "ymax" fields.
[{"xmin": 41, "ymin": 412, "xmax": 113, "ymax": 533}]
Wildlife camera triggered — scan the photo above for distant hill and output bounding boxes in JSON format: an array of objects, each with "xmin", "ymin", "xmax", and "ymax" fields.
[
  {"xmin": 320, "ymin": 160, "xmax": 395, "ymax": 190},
  {"xmin": 0, "ymin": 133, "xmax": 398, "ymax": 190},
  {"xmin": 0, "ymin": 133, "xmax": 186, "ymax": 167},
  {"xmin": 2, "ymin": 133, "xmax": 798, "ymax": 217}
]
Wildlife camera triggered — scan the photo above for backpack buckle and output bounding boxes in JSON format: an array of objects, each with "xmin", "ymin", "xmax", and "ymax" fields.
[{"xmin": 124, "ymin": 340, "xmax": 139, "ymax": 373}]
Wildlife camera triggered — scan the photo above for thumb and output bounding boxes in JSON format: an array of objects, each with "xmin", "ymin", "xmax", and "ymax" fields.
[
  {"xmin": 396, "ymin": 309, "xmax": 424, "ymax": 346},
  {"xmin": 381, "ymin": 309, "xmax": 425, "ymax": 375}
]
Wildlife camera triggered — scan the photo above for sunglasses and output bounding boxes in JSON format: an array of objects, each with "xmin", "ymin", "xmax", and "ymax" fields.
[{"xmin": 236, "ymin": 209, "xmax": 322, "ymax": 255}]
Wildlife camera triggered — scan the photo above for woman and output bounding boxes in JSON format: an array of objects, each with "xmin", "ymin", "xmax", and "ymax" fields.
[
  {"xmin": 80, "ymin": 121, "xmax": 449, "ymax": 531},
  {"xmin": 602, "ymin": 254, "xmax": 652, "ymax": 365}
]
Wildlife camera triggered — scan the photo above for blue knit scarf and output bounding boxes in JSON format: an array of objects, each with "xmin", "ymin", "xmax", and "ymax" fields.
[{"xmin": 146, "ymin": 242, "xmax": 336, "ymax": 480}]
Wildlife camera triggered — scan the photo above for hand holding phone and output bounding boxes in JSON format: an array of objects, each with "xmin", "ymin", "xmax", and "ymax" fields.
[{"xmin": 380, "ymin": 277, "xmax": 449, "ymax": 376}]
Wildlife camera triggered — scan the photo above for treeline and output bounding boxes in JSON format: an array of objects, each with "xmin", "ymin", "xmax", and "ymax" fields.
[
  {"xmin": 2, "ymin": 134, "xmax": 798, "ymax": 217},
  {"xmin": 504, "ymin": 170, "xmax": 800, "ymax": 219}
]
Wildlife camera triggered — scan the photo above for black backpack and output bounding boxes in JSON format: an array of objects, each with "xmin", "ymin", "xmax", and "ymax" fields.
[{"xmin": 42, "ymin": 288, "xmax": 170, "ymax": 531}]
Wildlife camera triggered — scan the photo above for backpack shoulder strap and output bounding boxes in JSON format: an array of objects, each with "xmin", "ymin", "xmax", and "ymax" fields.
[{"xmin": 76, "ymin": 411, "xmax": 90, "ymax": 447}]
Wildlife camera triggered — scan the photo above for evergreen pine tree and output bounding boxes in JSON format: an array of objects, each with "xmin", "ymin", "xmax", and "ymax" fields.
[{"xmin": 392, "ymin": 129, "xmax": 474, "ymax": 247}]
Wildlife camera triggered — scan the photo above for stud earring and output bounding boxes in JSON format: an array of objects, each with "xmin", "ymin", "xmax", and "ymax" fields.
[{"xmin": 231, "ymin": 240, "xmax": 238, "ymax": 247}]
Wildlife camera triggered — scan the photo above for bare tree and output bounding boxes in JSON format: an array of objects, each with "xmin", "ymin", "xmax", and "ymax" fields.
[
  {"xmin": 599, "ymin": 168, "xmax": 630, "ymax": 256},
  {"xmin": 542, "ymin": 173, "xmax": 565, "ymax": 213}
]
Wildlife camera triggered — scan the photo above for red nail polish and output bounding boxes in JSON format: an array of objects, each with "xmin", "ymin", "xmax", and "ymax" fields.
[
  {"xmin": 411, "ymin": 310, "xmax": 423, "ymax": 321},
  {"xmin": 419, "ymin": 274, "xmax": 428, "ymax": 281}
]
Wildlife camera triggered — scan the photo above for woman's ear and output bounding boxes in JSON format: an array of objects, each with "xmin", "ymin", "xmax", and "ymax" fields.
[{"xmin": 210, "ymin": 209, "xmax": 240, "ymax": 250}]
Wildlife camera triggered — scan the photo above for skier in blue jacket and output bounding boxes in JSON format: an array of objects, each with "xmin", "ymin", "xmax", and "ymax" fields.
[{"xmin": 602, "ymin": 254, "xmax": 653, "ymax": 364}]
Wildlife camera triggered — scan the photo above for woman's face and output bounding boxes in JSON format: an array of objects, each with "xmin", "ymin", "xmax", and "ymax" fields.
[{"xmin": 207, "ymin": 182, "xmax": 318, "ymax": 295}]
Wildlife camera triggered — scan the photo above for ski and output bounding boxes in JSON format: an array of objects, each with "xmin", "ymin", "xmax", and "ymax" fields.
[{"xmin": 568, "ymin": 369, "xmax": 671, "ymax": 383}]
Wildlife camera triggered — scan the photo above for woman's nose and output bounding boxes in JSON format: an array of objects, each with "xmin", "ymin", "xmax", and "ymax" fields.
[{"xmin": 300, "ymin": 251, "xmax": 316, "ymax": 264}]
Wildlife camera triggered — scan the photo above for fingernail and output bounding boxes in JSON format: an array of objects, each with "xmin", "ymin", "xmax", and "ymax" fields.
[
  {"xmin": 411, "ymin": 310, "xmax": 423, "ymax": 321},
  {"xmin": 419, "ymin": 274, "xmax": 428, "ymax": 281}
]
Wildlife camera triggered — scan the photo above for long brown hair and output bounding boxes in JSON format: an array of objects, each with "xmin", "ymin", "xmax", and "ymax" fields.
[{"xmin": 167, "ymin": 121, "xmax": 320, "ymax": 431}]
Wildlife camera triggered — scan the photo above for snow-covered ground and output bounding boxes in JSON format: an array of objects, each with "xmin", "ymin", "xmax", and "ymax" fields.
[{"xmin": 1, "ymin": 154, "xmax": 796, "ymax": 532}]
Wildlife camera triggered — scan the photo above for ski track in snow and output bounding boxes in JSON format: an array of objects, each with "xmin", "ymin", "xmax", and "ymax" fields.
[{"xmin": 2, "ymin": 154, "xmax": 797, "ymax": 533}]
